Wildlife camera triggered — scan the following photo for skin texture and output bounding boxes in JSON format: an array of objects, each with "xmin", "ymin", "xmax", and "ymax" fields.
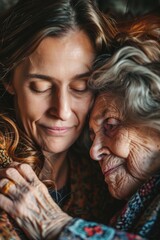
[
  {"xmin": 7, "ymin": 30, "xmax": 94, "ymax": 155},
  {"xmin": 5, "ymin": 30, "xmax": 95, "ymax": 189},
  {"xmin": 0, "ymin": 30, "xmax": 95, "ymax": 239},
  {"xmin": 89, "ymin": 92, "xmax": 160, "ymax": 200},
  {"xmin": 0, "ymin": 164, "xmax": 72, "ymax": 239}
]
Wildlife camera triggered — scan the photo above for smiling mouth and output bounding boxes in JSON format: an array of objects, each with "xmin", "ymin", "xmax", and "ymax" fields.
[{"xmin": 40, "ymin": 125, "xmax": 73, "ymax": 135}]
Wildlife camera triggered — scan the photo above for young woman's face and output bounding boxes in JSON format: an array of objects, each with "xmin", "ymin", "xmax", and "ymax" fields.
[
  {"xmin": 7, "ymin": 30, "xmax": 95, "ymax": 154},
  {"xmin": 89, "ymin": 92, "xmax": 160, "ymax": 200}
]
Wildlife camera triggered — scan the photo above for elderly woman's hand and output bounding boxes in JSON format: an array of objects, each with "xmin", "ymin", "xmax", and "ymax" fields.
[{"xmin": 0, "ymin": 164, "xmax": 72, "ymax": 240}]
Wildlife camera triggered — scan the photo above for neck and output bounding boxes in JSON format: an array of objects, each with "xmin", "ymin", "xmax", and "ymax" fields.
[{"xmin": 39, "ymin": 151, "xmax": 69, "ymax": 190}]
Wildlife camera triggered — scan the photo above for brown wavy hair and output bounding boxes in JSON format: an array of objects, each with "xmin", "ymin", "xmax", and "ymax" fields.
[
  {"xmin": 0, "ymin": 0, "xmax": 117, "ymax": 173},
  {"xmin": 0, "ymin": 114, "xmax": 44, "ymax": 175}
]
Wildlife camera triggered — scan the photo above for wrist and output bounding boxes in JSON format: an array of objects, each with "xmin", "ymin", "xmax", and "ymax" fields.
[{"xmin": 44, "ymin": 214, "xmax": 73, "ymax": 240}]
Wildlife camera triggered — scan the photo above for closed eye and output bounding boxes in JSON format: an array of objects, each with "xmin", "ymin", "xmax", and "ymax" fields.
[
  {"xmin": 29, "ymin": 82, "xmax": 52, "ymax": 94},
  {"xmin": 70, "ymin": 79, "xmax": 90, "ymax": 94},
  {"xmin": 71, "ymin": 87, "xmax": 89, "ymax": 93},
  {"xmin": 103, "ymin": 118, "xmax": 120, "ymax": 137},
  {"xmin": 31, "ymin": 87, "xmax": 52, "ymax": 93}
]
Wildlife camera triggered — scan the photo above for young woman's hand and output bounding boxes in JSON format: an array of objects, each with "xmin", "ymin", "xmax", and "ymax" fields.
[{"xmin": 0, "ymin": 164, "xmax": 72, "ymax": 240}]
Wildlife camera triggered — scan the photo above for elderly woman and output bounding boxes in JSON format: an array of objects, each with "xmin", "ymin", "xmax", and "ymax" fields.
[
  {"xmin": 75, "ymin": 17, "xmax": 160, "ymax": 239},
  {"xmin": 0, "ymin": 13, "xmax": 160, "ymax": 240},
  {"xmin": 68, "ymin": 16, "xmax": 160, "ymax": 240},
  {"xmin": 60, "ymin": 16, "xmax": 160, "ymax": 239}
]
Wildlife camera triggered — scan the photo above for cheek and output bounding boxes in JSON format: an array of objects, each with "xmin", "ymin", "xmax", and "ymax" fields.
[
  {"xmin": 15, "ymin": 92, "xmax": 46, "ymax": 122},
  {"xmin": 111, "ymin": 132, "xmax": 130, "ymax": 158},
  {"xmin": 128, "ymin": 149, "xmax": 160, "ymax": 180}
]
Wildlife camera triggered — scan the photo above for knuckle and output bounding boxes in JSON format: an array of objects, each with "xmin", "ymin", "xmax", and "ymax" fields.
[
  {"xmin": 19, "ymin": 163, "xmax": 31, "ymax": 171},
  {"xmin": 5, "ymin": 167, "xmax": 17, "ymax": 176}
]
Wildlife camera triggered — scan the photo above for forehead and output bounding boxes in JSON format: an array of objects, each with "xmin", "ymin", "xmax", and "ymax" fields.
[
  {"xmin": 14, "ymin": 31, "xmax": 95, "ymax": 81},
  {"xmin": 30, "ymin": 30, "xmax": 94, "ymax": 58},
  {"xmin": 90, "ymin": 92, "xmax": 123, "ymax": 125}
]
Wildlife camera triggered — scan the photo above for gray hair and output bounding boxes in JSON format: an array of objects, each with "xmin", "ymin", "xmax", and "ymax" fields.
[{"xmin": 89, "ymin": 34, "xmax": 160, "ymax": 131}]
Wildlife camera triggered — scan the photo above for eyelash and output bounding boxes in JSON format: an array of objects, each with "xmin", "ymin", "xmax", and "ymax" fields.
[
  {"xmin": 103, "ymin": 118, "xmax": 120, "ymax": 137},
  {"xmin": 30, "ymin": 82, "xmax": 90, "ymax": 95},
  {"xmin": 71, "ymin": 87, "xmax": 89, "ymax": 93},
  {"xmin": 32, "ymin": 88, "xmax": 89, "ymax": 94},
  {"xmin": 31, "ymin": 87, "xmax": 52, "ymax": 93}
]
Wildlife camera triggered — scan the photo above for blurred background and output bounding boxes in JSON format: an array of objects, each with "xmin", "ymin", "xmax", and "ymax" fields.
[
  {"xmin": 0, "ymin": 0, "xmax": 160, "ymax": 20},
  {"xmin": 0, "ymin": 0, "xmax": 18, "ymax": 12}
]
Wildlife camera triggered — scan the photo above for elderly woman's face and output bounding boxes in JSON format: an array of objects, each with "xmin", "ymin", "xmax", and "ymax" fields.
[
  {"xmin": 6, "ymin": 30, "xmax": 94, "ymax": 154},
  {"xmin": 89, "ymin": 93, "xmax": 160, "ymax": 200}
]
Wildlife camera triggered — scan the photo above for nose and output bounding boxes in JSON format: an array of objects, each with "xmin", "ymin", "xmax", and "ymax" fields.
[
  {"xmin": 49, "ymin": 88, "xmax": 72, "ymax": 120},
  {"xmin": 90, "ymin": 136, "xmax": 110, "ymax": 161}
]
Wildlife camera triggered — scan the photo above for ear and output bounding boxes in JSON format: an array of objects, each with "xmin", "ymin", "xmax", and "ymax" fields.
[{"xmin": 3, "ymin": 83, "xmax": 15, "ymax": 95}]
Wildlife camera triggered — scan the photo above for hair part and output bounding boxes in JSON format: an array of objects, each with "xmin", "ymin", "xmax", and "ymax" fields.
[{"xmin": 0, "ymin": 0, "xmax": 116, "ymax": 85}]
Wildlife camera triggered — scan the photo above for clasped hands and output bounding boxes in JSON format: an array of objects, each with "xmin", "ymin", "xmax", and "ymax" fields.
[{"xmin": 0, "ymin": 163, "xmax": 72, "ymax": 240}]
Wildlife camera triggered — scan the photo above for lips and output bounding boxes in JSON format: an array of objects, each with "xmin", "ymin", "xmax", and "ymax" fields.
[
  {"xmin": 48, "ymin": 126, "xmax": 71, "ymax": 131},
  {"xmin": 40, "ymin": 125, "xmax": 73, "ymax": 135},
  {"xmin": 103, "ymin": 163, "xmax": 124, "ymax": 177}
]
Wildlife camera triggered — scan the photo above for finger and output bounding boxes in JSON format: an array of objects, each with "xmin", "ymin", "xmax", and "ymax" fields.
[
  {"xmin": 0, "ymin": 167, "xmax": 32, "ymax": 201},
  {"xmin": 0, "ymin": 178, "xmax": 15, "ymax": 195},
  {"xmin": 0, "ymin": 163, "xmax": 39, "ymax": 186},
  {"xmin": 0, "ymin": 161, "xmax": 21, "ymax": 179},
  {"xmin": 16, "ymin": 164, "xmax": 40, "ymax": 184},
  {"xmin": 3, "ymin": 167, "xmax": 27, "ymax": 186},
  {"xmin": 0, "ymin": 193, "xmax": 14, "ymax": 215},
  {"xmin": 0, "ymin": 178, "xmax": 30, "ymax": 202}
]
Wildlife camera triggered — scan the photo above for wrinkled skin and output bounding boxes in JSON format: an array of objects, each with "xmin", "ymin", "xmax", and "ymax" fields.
[
  {"xmin": 89, "ymin": 92, "xmax": 160, "ymax": 200},
  {"xmin": 0, "ymin": 164, "xmax": 72, "ymax": 239}
]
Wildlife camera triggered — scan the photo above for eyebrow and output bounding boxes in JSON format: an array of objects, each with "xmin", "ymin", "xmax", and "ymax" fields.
[
  {"xmin": 26, "ymin": 74, "xmax": 53, "ymax": 81},
  {"xmin": 26, "ymin": 71, "xmax": 92, "ymax": 82},
  {"xmin": 93, "ymin": 109, "xmax": 107, "ymax": 122},
  {"xmin": 73, "ymin": 71, "xmax": 92, "ymax": 80}
]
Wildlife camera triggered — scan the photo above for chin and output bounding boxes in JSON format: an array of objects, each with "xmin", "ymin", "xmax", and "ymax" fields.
[
  {"xmin": 104, "ymin": 177, "xmax": 129, "ymax": 200},
  {"xmin": 108, "ymin": 182, "xmax": 140, "ymax": 200},
  {"xmin": 40, "ymin": 138, "xmax": 75, "ymax": 154},
  {"xmin": 108, "ymin": 187, "xmax": 127, "ymax": 200},
  {"xmin": 105, "ymin": 169, "xmax": 142, "ymax": 200},
  {"xmin": 42, "ymin": 145, "xmax": 68, "ymax": 154}
]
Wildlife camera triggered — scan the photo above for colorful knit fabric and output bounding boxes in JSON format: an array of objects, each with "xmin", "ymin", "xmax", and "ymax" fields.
[{"xmin": 59, "ymin": 173, "xmax": 160, "ymax": 240}]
